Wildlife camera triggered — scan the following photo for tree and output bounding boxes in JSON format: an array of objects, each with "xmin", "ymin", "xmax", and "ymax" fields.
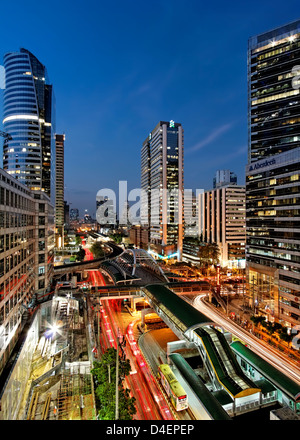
[
  {"xmin": 210, "ymin": 242, "xmax": 220, "ymax": 265},
  {"xmin": 75, "ymin": 236, "xmax": 82, "ymax": 246},
  {"xmin": 250, "ymin": 315, "xmax": 266, "ymax": 327},
  {"xmin": 91, "ymin": 347, "xmax": 136, "ymax": 420},
  {"xmin": 90, "ymin": 242, "xmax": 105, "ymax": 259},
  {"xmin": 76, "ymin": 247, "xmax": 86, "ymax": 261},
  {"xmin": 197, "ymin": 242, "xmax": 220, "ymax": 267},
  {"xmin": 109, "ymin": 233, "xmax": 124, "ymax": 244},
  {"xmin": 278, "ymin": 327, "xmax": 293, "ymax": 346}
]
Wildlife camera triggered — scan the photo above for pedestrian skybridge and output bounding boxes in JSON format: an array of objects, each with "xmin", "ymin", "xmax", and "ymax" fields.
[
  {"xmin": 142, "ymin": 284, "xmax": 261, "ymax": 401},
  {"xmin": 113, "ymin": 249, "xmax": 169, "ymax": 283}
]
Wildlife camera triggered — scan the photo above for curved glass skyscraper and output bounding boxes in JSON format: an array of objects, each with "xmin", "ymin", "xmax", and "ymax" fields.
[{"xmin": 2, "ymin": 48, "xmax": 55, "ymax": 201}]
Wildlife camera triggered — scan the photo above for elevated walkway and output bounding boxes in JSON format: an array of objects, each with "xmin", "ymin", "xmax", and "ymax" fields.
[
  {"xmin": 143, "ymin": 284, "xmax": 261, "ymax": 402},
  {"xmin": 194, "ymin": 327, "xmax": 260, "ymax": 399},
  {"xmin": 231, "ymin": 341, "xmax": 300, "ymax": 412}
]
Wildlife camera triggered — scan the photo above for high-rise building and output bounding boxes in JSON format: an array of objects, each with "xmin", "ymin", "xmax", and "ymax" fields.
[
  {"xmin": 141, "ymin": 120, "xmax": 184, "ymax": 259},
  {"xmin": 213, "ymin": 170, "xmax": 237, "ymax": 189},
  {"xmin": 246, "ymin": 19, "xmax": 300, "ymax": 328},
  {"xmin": 198, "ymin": 185, "xmax": 246, "ymax": 267},
  {"xmin": 2, "ymin": 48, "xmax": 56, "ymax": 203},
  {"xmin": 55, "ymin": 134, "xmax": 65, "ymax": 247},
  {"xmin": 184, "ymin": 190, "xmax": 198, "ymax": 238},
  {"xmin": 0, "ymin": 168, "xmax": 35, "ymax": 374},
  {"xmin": 0, "ymin": 168, "xmax": 54, "ymax": 375},
  {"xmin": 64, "ymin": 201, "xmax": 70, "ymax": 231},
  {"xmin": 34, "ymin": 190, "xmax": 55, "ymax": 296},
  {"xmin": 70, "ymin": 208, "xmax": 79, "ymax": 221}
]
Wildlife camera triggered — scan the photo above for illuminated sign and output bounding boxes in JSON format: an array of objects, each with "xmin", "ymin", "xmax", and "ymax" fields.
[
  {"xmin": 170, "ymin": 120, "xmax": 175, "ymax": 128},
  {"xmin": 249, "ymin": 158, "xmax": 276, "ymax": 172},
  {"xmin": 148, "ymin": 250, "xmax": 179, "ymax": 260}
]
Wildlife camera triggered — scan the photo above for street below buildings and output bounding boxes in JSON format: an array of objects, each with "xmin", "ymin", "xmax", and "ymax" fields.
[
  {"xmin": 97, "ymin": 299, "xmax": 173, "ymax": 420},
  {"xmin": 85, "ymin": 255, "xmax": 175, "ymax": 420}
]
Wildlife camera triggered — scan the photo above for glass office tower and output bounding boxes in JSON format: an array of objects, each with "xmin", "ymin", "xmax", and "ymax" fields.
[
  {"xmin": 2, "ymin": 48, "xmax": 56, "ymax": 203},
  {"xmin": 246, "ymin": 20, "xmax": 300, "ymax": 329},
  {"xmin": 141, "ymin": 120, "xmax": 184, "ymax": 260}
]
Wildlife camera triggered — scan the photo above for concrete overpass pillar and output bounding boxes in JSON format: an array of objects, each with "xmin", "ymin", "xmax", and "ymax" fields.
[
  {"xmin": 140, "ymin": 307, "xmax": 154, "ymax": 325},
  {"xmin": 130, "ymin": 297, "xmax": 136, "ymax": 312}
]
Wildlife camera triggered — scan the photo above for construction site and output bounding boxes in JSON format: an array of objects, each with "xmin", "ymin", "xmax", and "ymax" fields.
[{"xmin": 0, "ymin": 292, "xmax": 97, "ymax": 420}]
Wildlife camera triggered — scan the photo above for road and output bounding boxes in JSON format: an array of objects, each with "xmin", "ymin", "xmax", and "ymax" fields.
[
  {"xmin": 106, "ymin": 300, "xmax": 175, "ymax": 420},
  {"xmin": 83, "ymin": 243, "xmax": 172, "ymax": 420},
  {"xmin": 193, "ymin": 293, "xmax": 300, "ymax": 386},
  {"xmin": 99, "ymin": 300, "xmax": 169, "ymax": 420}
]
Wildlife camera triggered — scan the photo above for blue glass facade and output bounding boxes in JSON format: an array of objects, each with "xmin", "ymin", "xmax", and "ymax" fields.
[{"xmin": 2, "ymin": 49, "xmax": 55, "ymax": 202}]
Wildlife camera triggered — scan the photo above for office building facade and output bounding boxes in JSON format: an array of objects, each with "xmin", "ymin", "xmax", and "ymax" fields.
[
  {"xmin": 141, "ymin": 120, "xmax": 184, "ymax": 259},
  {"xmin": 34, "ymin": 190, "xmax": 55, "ymax": 296},
  {"xmin": 246, "ymin": 19, "xmax": 300, "ymax": 327},
  {"xmin": 0, "ymin": 168, "xmax": 54, "ymax": 375},
  {"xmin": 2, "ymin": 48, "xmax": 56, "ymax": 203},
  {"xmin": 213, "ymin": 170, "xmax": 237, "ymax": 189},
  {"xmin": 246, "ymin": 149, "xmax": 300, "ymax": 327},
  {"xmin": 197, "ymin": 185, "xmax": 246, "ymax": 267},
  {"xmin": 55, "ymin": 134, "xmax": 65, "ymax": 247},
  {"xmin": 70, "ymin": 208, "xmax": 79, "ymax": 221},
  {"xmin": 184, "ymin": 190, "xmax": 198, "ymax": 238}
]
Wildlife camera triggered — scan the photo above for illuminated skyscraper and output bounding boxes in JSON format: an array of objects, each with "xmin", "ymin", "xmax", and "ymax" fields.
[
  {"xmin": 2, "ymin": 48, "xmax": 55, "ymax": 203},
  {"xmin": 141, "ymin": 120, "xmax": 184, "ymax": 260},
  {"xmin": 246, "ymin": 19, "xmax": 300, "ymax": 328},
  {"xmin": 55, "ymin": 134, "xmax": 65, "ymax": 246}
]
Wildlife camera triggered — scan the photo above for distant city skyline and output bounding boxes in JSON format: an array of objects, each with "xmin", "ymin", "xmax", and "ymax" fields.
[{"xmin": 0, "ymin": 0, "xmax": 299, "ymax": 215}]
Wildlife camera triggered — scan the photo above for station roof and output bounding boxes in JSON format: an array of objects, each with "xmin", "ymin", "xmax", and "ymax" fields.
[
  {"xmin": 169, "ymin": 353, "xmax": 231, "ymax": 420},
  {"xmin": 231, "ymin": 341, "xmax": 300, "ymax": 401},
  {"xmin": 144, "ymin": 284, "xmax": 212, "ymax": 333}
]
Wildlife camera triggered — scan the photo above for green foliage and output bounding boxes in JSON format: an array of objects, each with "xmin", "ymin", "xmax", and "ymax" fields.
[
  {"xmin": 76, "ymin": 247, "xmax": 86, "ymax": 261},
  {"xmin": 109, "ymin": 233, "xmax": 123, "ymax": 244},
  {"xmin": 278, "ymin": 327, "xmax": 293, "ymax": 344},
  {"xmin": 90, "ymin": 242, "xmax": 105, "ymax": 259},
  {"xmin": 250, "ymin": 315, "xmax": 293, "ymax": 343},
  {"xmin": 250, "ymin": 315, "xmax": 266, "ymax": 326},
  {"xmin": 91, "ymin": 347, "xmax": 136, "ymax": 420},
  {"xmin": 197, "ymin": 242, "xmax": 220, "ymax": 266},
  {"xmin": 75, "ymin": 236, "xmax": 82, "ymax": 245}
]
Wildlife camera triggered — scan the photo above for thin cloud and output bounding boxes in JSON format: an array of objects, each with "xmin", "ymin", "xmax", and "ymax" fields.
[
  {"xmin": 204, "ymin": 145, "xmax": 248, "ymax": 167},
  {"xmin": 186, "ymin": 123, "xmax": 233, "ymax": 154}
]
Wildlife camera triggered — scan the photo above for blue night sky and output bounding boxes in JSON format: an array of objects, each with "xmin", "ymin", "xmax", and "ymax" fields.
[{"xmin": 0, "ymin": 0, "xmax": 299, "ymax": 217}]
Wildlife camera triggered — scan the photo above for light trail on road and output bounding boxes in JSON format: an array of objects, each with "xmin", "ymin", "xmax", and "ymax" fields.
[
  {"xmin": 102, "ymin": 302, "xmax": 158, "ymax": 419},
  {"xmin": 193, "ymin": 293, "xmax": 300, "ymax": 386},
  {"xmin": 107, "ymin": 300, "xmax": 174, "ymax": 420},
  {"xmin": 106, "ymin": 301, "xmax": 163, "ymax": 420},
  {"xmin": 99, "ymin": 305, "xmax": 147, "ymax": 419}
]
